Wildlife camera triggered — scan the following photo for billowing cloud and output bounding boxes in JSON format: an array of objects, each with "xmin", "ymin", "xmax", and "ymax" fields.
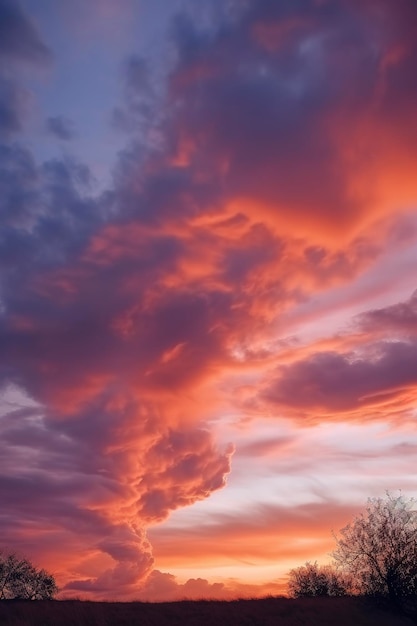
[
  {"xmin": 0, "ymin": 393, "xmax": 233, "ymax": 596},
  {"xmin": 1, "ymin": 0, "xmax": 417, "ymax": 601},
  {"xmin": 166, "ymin": 0, "xmax": 417, "ymax": 243}
]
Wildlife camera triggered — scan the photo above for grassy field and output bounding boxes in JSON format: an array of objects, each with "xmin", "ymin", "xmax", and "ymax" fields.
[{"xmin": 0, "ymin": 597, "xmax": 414, "ymax": 626}]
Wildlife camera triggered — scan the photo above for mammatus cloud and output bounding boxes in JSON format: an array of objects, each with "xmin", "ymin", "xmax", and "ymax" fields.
[{"xmin": 1, "ymin": 0, "xmax": 417, "ymax": 599}]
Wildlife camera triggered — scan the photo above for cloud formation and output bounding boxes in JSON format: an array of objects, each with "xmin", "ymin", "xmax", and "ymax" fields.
[
  {"xmin": 261, "ymin": 341, "xmax": 417, "ymax": 418},
  {"xmin": 1, "ymin": 0, "xmax": 417, "ymax": 600}
]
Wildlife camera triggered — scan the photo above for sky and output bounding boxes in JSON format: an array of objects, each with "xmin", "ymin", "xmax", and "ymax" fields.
[{"xmin": 1, "ymin": 0, "xmax": 417, "ymax": 602}]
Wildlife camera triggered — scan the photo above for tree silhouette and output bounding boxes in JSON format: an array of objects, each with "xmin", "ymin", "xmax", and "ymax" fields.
[
  {"xmin": 288, "ymin": 561, "xmax": 350, "ymax": 597},
  {"xmin": 332, "ymin": 493, "xmax": 417, "ymax": 614},
  {"xmin": 0, "ymin": 551, "xmax": 57, "ymax": 600}
]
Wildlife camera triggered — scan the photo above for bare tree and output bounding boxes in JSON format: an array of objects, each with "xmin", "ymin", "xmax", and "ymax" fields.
[
  {"xmin": 0, "ymin": 551, "xmax": 57, "ymax": 600},
  {"xmin": 332, "ymin": 493, "xmax": 417, "ymax": 613},
  {"xmin": 288, "ymin": 561, "xmax": 350, "ymax": 598}
]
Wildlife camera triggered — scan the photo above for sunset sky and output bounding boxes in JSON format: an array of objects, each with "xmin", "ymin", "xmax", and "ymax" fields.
[{"xmin": 1, "ymin": 0, "xmax": 417, "ymax": 601}]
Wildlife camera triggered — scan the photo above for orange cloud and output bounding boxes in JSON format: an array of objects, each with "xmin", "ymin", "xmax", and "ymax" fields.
[{"xmin": 2, "ymin": 0, "xmax": 417, "ymax": 602}]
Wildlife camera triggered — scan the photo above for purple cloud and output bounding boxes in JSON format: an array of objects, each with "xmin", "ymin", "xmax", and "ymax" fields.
[{"xmin": 262, "ymin": 340, "xmax": 417, "ymax": 415}]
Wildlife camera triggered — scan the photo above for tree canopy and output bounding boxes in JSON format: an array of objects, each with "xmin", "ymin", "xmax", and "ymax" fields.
[
  {"xmin": 288, "ymin": 561, "xmax": 350, "ymax": 598},
  {"xmin": 333, "ymin": 493, "xmax": 417, "ymax": 609},
  {"xmin": 288, "ymin": 493, "xmax": 417, "ymax": 617},
  {"xmin": 0, "ymin": 551, "xmax": 57, "ymax": 600}
]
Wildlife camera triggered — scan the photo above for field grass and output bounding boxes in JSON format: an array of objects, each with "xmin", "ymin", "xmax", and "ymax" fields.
[{"xmin": 0, "ymin": 596, "xmax": 414, "ymax": 626}]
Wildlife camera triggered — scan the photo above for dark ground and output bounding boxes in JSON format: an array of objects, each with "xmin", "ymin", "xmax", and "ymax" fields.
[{"xmin": 0, "ymin": 596, "xmax": 414, "ymax": 626}]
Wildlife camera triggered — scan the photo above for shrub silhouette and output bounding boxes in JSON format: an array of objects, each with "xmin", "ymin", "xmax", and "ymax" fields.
[
  {"xmin": 0, "ymin": 550, "xmax": 57, "ymax": 600},
  {"xmin": 288, "ymin": 561, "xmax": 350, "ymax": 597}
]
